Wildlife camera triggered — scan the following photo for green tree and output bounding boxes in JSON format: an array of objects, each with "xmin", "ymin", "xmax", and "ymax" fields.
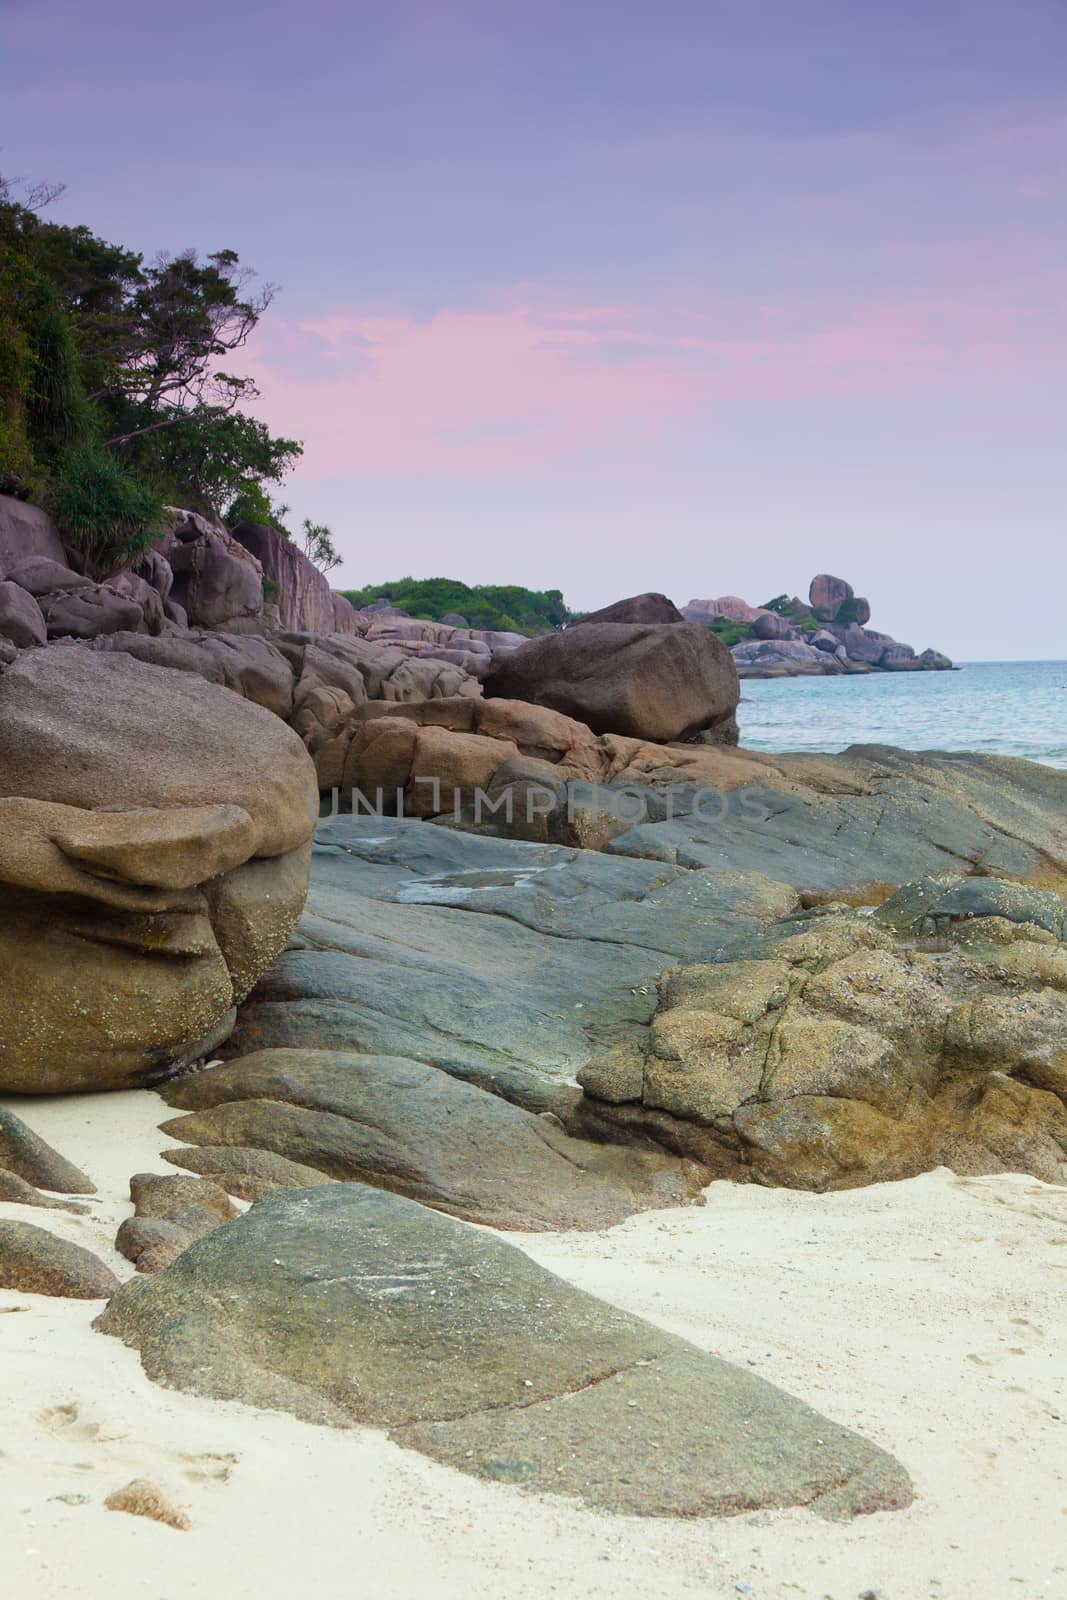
[{"xmin": 0, "ymin": 173, "xmax": 304, "ymax": 565}]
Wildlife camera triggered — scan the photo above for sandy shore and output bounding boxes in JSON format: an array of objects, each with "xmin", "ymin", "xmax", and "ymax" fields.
[{"xmin": 2, "ymin": 1088, "xmax": 1065, "ymax": 1600}]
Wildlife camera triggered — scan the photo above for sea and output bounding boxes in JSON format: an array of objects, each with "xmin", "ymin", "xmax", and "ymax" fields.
[{"xmin": 737, "ymin": 660, "xmax": 1067, "ymax": 770}]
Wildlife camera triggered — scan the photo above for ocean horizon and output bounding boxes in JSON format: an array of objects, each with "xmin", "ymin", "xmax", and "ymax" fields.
[{"xmin": 737, "ymin": 657, "xmax": 1067, "ymax": 769}]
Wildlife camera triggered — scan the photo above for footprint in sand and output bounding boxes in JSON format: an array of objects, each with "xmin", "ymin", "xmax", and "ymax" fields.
[
  {"xmin": 175, "ymin": 1450, "xmax": 239, "ymax": 1484},
  {"xmin": 36, "ymin": 1401, "xmax": 128, "ymax": 1444},
  {"xmin": 36, "ymin": 1401, "xmax": 240, "ymax": 1488}
]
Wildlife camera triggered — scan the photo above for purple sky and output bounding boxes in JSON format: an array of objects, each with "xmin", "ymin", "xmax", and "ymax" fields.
[{"xmin": 3, "ymin": 0, "xmax": 1066, "ymax": 658}]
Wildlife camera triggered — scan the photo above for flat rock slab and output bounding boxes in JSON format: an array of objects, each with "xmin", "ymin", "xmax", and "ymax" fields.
[
  {"xmin": 230, "ymin": 818, "xmax": 797, "ymax": 1113},
  {"xmin": 96, "ymin": 1185, "xmax": 912, "ymax": 1519},
  {"xmin": 603, "ymin": 747, "xmax": 1067, "ymax": 899},
  {"xmin": 0, "ymin": 1219, "xmax": 119, "ymax": 1298},
  {"xmin": 159, "ymin": 1048, "xmax": 705, "ymax": 1230}
]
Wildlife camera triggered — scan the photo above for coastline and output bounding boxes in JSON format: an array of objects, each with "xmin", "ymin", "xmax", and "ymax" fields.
[{"xmin": 2, "ymin": 1089, "xmax": 1065, "ymax": 1600}]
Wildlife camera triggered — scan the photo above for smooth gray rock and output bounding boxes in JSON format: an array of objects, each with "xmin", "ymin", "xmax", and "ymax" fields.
[
  {"xmin": 96, "ymin": 1185, "xmax": 913, "ymax": 1519},
  {"xmin": 228, "ymin": 817, "xmax": 799, "ymax": 1112},
  {"xmin": 159, "ymin": 1047, "xmax": 705, "ymax": 1230}
]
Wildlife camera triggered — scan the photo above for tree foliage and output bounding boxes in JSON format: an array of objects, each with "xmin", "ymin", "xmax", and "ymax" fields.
[
  {"xmin": 341, "ymin": 576, "xmax": 575, "ymax": 635},
  {"xmin": 0, "ymin": 174, "xmax": 301, "ymax": 571}
]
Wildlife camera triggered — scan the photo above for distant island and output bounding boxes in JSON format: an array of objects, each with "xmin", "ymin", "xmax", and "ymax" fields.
[
  {"xmin": 683, "ymin": 573, "xmax": 953, "ymax": 678},
  {"xmin": 344, "ymin": 571, "xmax": 953, "ymax": 679}
]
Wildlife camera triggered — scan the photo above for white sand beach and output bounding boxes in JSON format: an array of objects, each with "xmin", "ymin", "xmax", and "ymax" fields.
[{"xmin": 2, "ymin": 1088, "xmax": 1065, "ymax": 1600}]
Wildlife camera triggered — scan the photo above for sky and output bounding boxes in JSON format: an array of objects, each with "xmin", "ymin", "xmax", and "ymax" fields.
[{"xmin": 2, "ymin": 0, "xmax": 1066, "ymax": 659}]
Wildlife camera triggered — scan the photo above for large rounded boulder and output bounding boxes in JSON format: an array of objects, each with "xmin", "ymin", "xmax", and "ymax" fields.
[
  {"xmin": 483, "ymin": 621, "xmax": 740, "ymax": 744},
  {"xmin": 570, "ymin": 592, "xmax": 685, "ymax": 627},
  {"xmin": 0, "ymin": 644, "xmax": 318, "ymax": 1092}
]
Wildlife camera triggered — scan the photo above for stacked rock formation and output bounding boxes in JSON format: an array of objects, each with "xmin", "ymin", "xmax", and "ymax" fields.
[{"xmin": 683, "ymin": 573, "xmax": 952, "ymax": 677}]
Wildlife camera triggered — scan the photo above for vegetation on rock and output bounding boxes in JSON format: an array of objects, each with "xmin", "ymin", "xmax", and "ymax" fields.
[
  {"xmin": 341, "ymin": 576, "xmax": 576, "ymax": 634},
  {"xmin": 0, "ymin": 175, "xmax": 301, "ymax": 574},
  {"xmin": 761, "ymin": 594, "xmax": 821, "ymax": 633}
]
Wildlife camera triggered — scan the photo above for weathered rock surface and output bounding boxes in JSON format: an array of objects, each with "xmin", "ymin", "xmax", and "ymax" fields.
[
  {"xmin": 161, "ymin": 1144, "xmax": 337, "ymax": 1201},
  {"xmin": 0, "ymin": 644, "xmax": 317, "ymax": 1091},
  {"xmin": 159, "ymin": 1047, "xmax": 705, "ymax": 1230},
  {"xmin": 0, "ymin": 1108, "xmax": 95, "ymax": 1192},
  {"xmin": 231, "ymin": 521, "xmax": 336, "ymax": 634},
  {"xmin": 116, "ymin": 1171, "xmax": 239, "ymax": 1273},
  {"xmin": 0, "ymin": 1220, "xmax": 119, "ymax": 1298},
  {"xmin": 0, "ymin": 1169, "xmax": 90, "ymax": 1214},
  {"xmin": 0, "ymin": 579, "xmax": 47, "ymax": 647},
  {"xmin": 603, "ymin": 745, "xmax": 1067, "ymax": 900},
  {"xmin": 96, "ymin": 1185, "xmax": 912, "ymax": 1518},
  {"xmin": 228, "ymin": 816, "xmax": 802, "ymax": 1115},
  {"xmin": 484, "ymin": 622, "xmax": 740, "ymax": 744},
  {"xmin": 0, "ymin": 496, "xmax": 67, "ymax": 577},
  {"xmin": 580, "ymin": 875, "xmax": 1067, "ymax": 1189},
  {"xmin": 157, "ymin": 510, "xmax": 264, "ymax": 631}
]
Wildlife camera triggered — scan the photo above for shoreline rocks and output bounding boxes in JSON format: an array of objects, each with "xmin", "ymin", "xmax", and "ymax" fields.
[
  {"xmin": 687, "ymin": 573, "xmax": 953, "ymax": 677},
  {"xmin": 96, "ymin": 1183, "xmax": 913, "ymax": 1518}
]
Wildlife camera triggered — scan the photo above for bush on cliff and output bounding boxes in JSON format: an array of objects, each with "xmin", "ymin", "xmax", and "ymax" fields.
[
  {"xmin": 46, "ymin": 440, "xmax": 164, "ymax": 578},
  {"xmin": 709, "ymin": 616, "xmax": 751, "ymax": 648},
  {"xmin": 762, "ymin": 594, "xmax": 820, "ymax": 634}
]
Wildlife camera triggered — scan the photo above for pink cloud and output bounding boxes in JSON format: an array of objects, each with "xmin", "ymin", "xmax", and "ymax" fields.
[{"xmin": 245, "ymin": 286, "xmax": 1067, "ymax": 477}]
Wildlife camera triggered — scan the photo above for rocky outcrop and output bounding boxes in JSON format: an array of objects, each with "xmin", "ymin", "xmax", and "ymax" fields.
[
  {"xmin": 157, "ymin": 510, "xmax": 264, "ymax": 631},
  {"xmin": 230, "ymin": 521, "xmax": 336, "ymax": 634},
  {"xmin": 96, "ymin": 1184, "xmax": 912, "ymax": 1518},
  {"xmin": 579, "ymin": 874, "xmax": 1067, "ymax": 1189},
  {"xmin": 0, "ymin": 643, "xmax": 317, "ymax": 1092},
  {"xmin": 682, "ymin": 574, "xmax": 949, "ymax": 677},
  {"xmin": 484, "ymin": 622, "xmax": 740, "ymax": 744}
]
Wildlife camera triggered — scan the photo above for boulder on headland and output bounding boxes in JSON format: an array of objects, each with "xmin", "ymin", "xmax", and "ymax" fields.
[
  {"xmin": 484, "ymin": 621, "xmax": 740, "ymax": 744},
  {"xmin": 809, "ymin": 573, "xmax": 864, "ymax": 622},
  {"xmin": 683, "ymin": 595, "xmax": 760, "ymax": 624}
]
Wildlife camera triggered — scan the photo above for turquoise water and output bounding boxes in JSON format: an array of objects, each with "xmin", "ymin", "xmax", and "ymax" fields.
[{"xmin": 737, "ymin": 660, "xmax": 1067, "ymax": 769}]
